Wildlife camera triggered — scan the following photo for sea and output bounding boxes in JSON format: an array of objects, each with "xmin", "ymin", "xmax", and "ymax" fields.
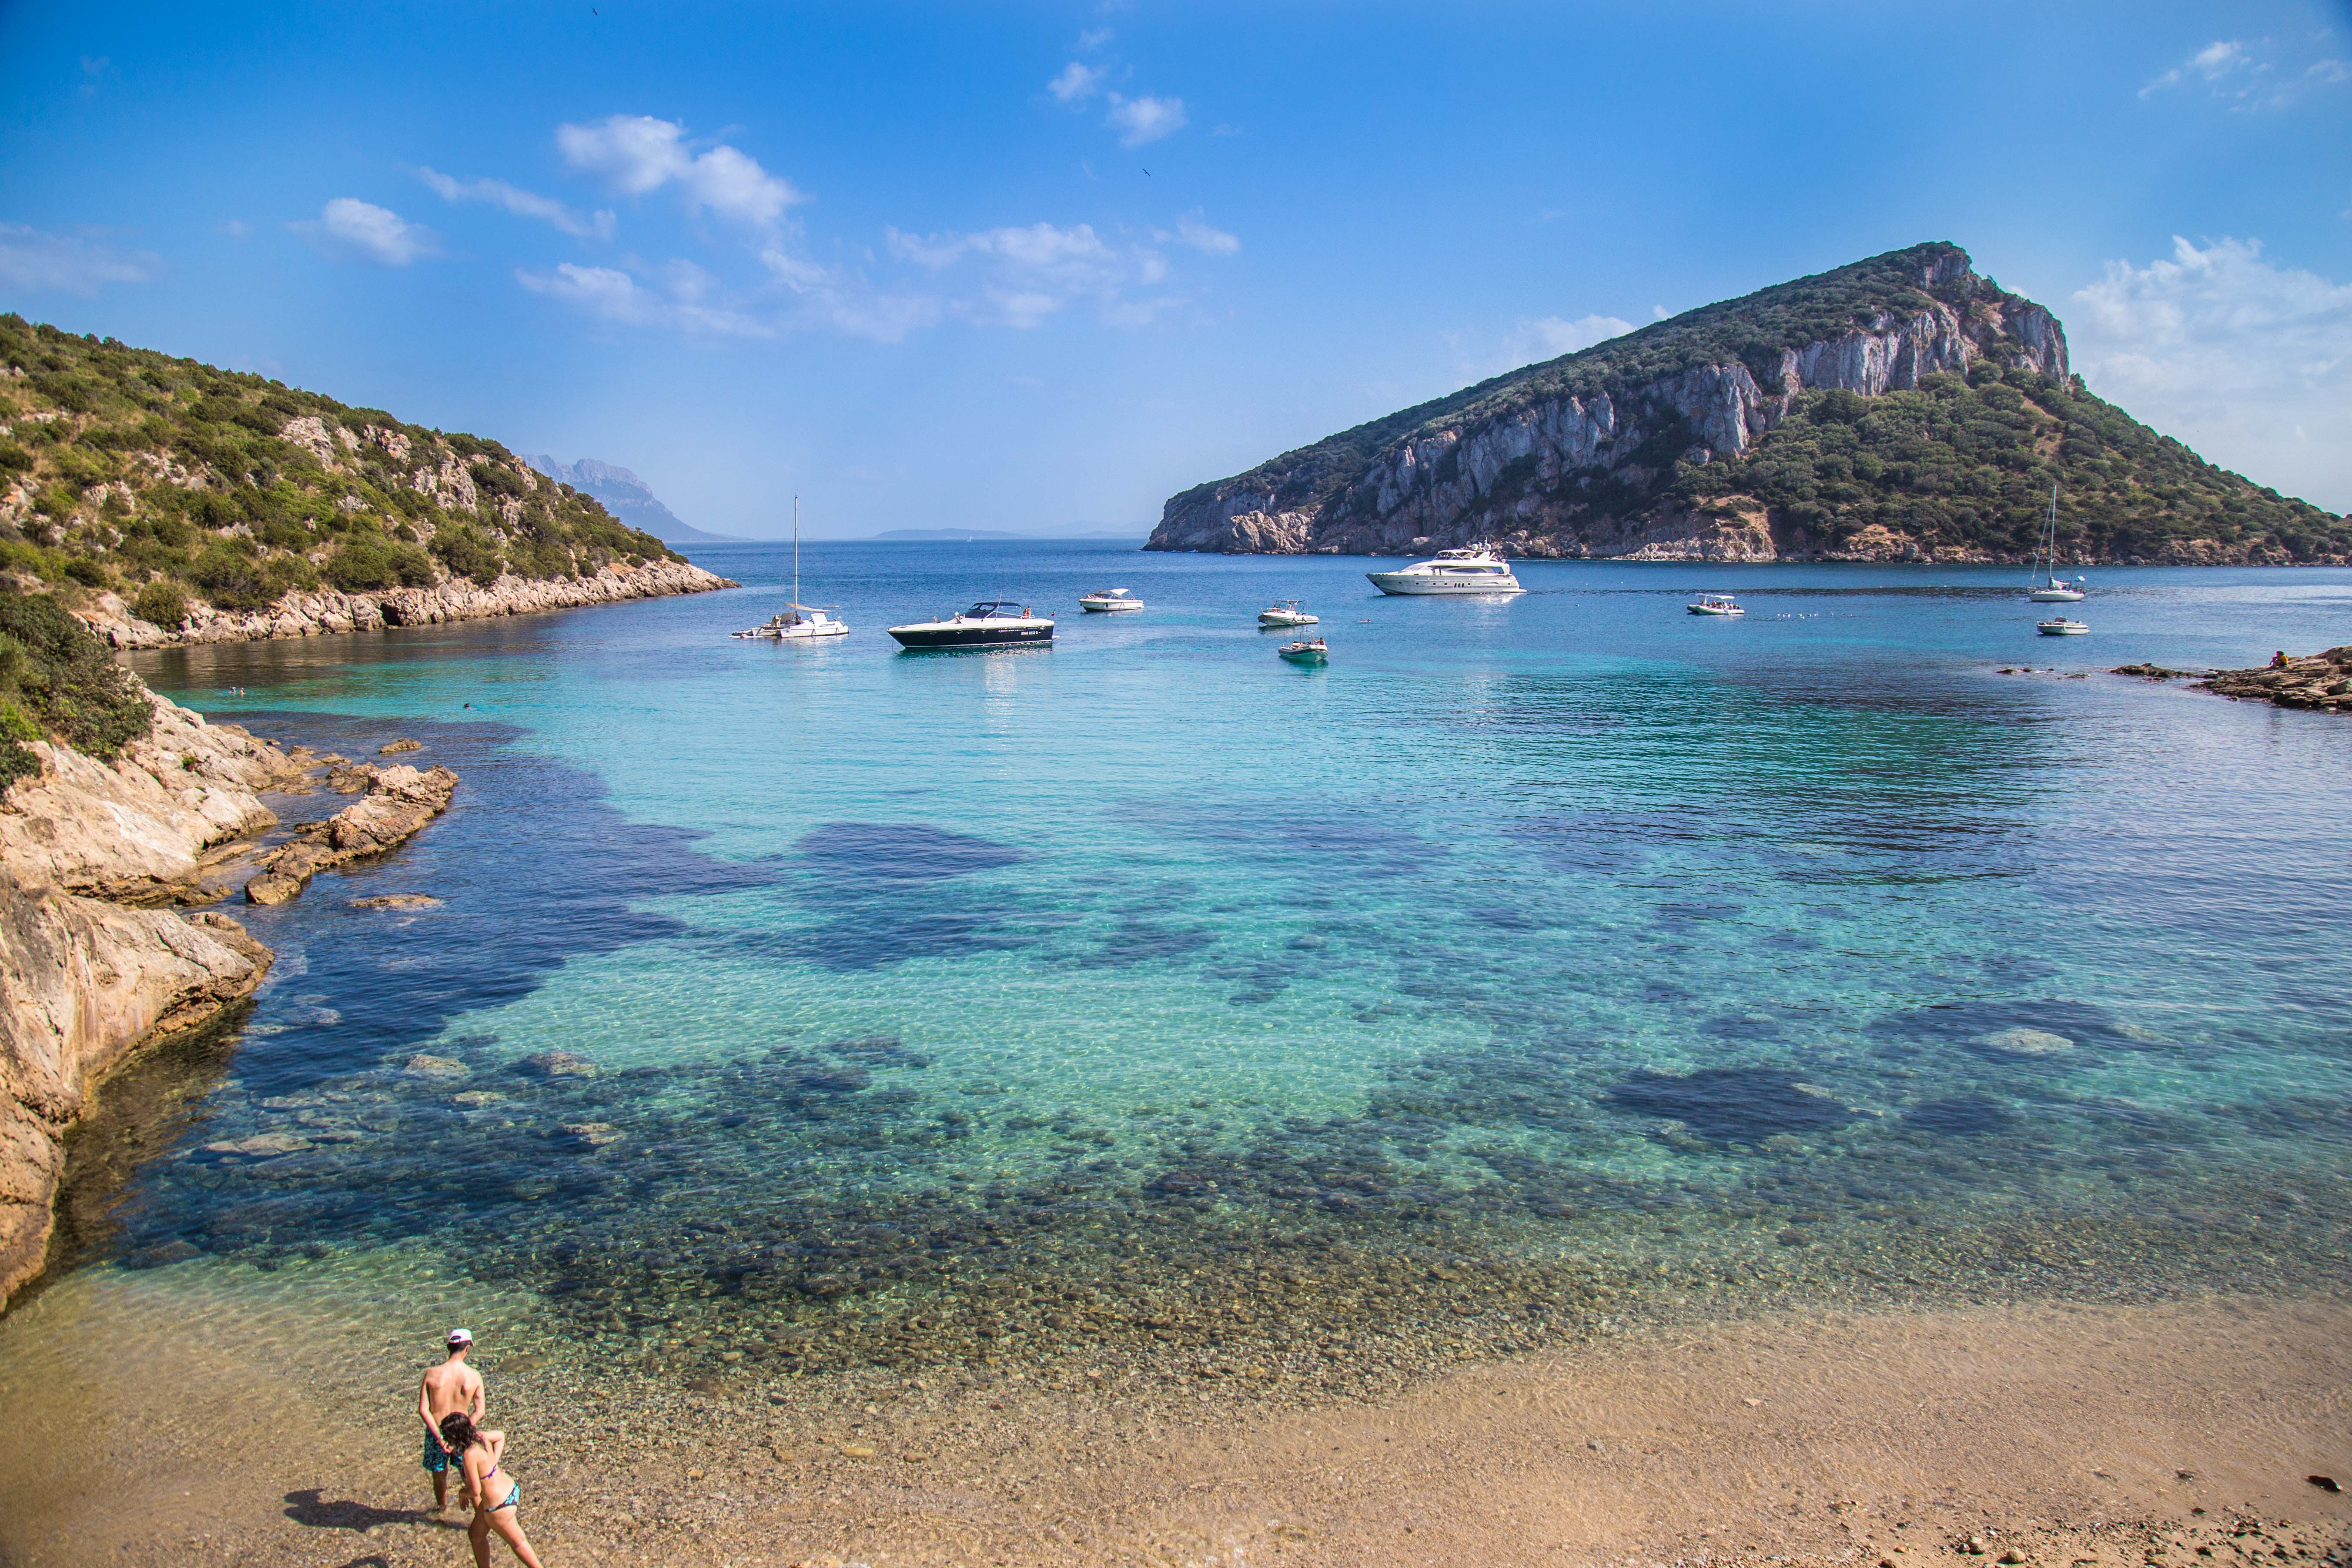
[{"xmin": 8, "ymin": 542, "xmax": 2351, "ymax": 1400}]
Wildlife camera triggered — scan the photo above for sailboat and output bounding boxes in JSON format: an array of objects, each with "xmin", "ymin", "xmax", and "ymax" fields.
[
  {"xmin": 2027, "ymin": 485, "xmax": 2086, "ymax": 603},
  {"xmin": 736, "ymin": 497, "xmax": 848, "ymax": 639}
]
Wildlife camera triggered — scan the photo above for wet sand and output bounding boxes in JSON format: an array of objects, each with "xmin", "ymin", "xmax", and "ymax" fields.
[{"xmin": 3, "ymin": 1288, "xmax": 2346, "ymax": 1566}]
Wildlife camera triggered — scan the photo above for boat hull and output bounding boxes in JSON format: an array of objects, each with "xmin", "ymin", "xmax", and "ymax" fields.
[
  {"xmin": 2029, "ymin": 589, "xmax": 2086, "ymax": 603},
  {"xmin": 1279, "ymin": 650, "xmax": 1326, "ymax": 665},
  {"xmin": 2037, "ymin": 622, "xmax": 2089, "ymax": 636},
  {"xmin": 1366, "ymin": 572, "xmax": 1524, "ymax": 595},
  {"xmin": 1079, "ymin": 601, "xmax": 1144, "ymax": 612},
  {"xmin": 888, "ymin": 622, "xmax": 1054, "ymax": 649}
]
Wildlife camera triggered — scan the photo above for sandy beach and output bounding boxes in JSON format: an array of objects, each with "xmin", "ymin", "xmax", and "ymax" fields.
[{"xmin": 4, "ymin": 1286, "xmax": 2346, "ymax": 1567}]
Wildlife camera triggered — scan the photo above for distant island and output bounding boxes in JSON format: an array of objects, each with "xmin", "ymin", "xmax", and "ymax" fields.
[
  {"xmin": 1148, "ymin": 242, "xmax": 2349, "ymax": 565},
  {"xmin": 0, "ymin": 315, "xmax": 729, "ymax": 648},
  {"xmin": 521, "ymin": 453, "xmax": 743, "ymax": 545}
]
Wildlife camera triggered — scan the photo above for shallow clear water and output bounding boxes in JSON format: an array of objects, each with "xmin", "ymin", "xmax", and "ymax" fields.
[{"xmin": 39, "ymin": 546, "xmax": 2352, "ymax": 1380}]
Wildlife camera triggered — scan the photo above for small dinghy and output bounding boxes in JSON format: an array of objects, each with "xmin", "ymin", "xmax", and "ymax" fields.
[
  {"xmin": 1259, "ymin": 600, "xmax": 1318, "ymax": 628},
  {"xmin": 1079, "ymin": 588, "xmax": 1145, "ymax": 612},
  {"xmin": 2037, "ymin": 617, "xmax": 2089, "ymax": 636},
  {"xmin": 1278, "ymin": 638, "xmax": 1328, "ymax": 665},
  {"xmin": 1687, "ymin": 594, "xmax": 1743, "ymax": 616}
]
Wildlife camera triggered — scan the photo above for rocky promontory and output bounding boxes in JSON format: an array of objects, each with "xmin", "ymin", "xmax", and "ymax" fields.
[
  {"xmin": 1148, "ymin": 243, "xmax": 2347, "ymax": 565},
  {"xmin": 0, "ymin": 682, "xmax": 301, "ymax": 1307},
  {"xmin": 244, "ymin": 761, "xmax": 458, "ymax": 905},
  {"xmin": 2196, "ymin": 648, "xmax": 2352, "ymax": 713},
  {"xmin": 0, "ymin": 664, "xmax": 461, "ymax": 1309},
  {"xmin": 76, "ymin": 555, "xmax": 731, "ymax": 650}
]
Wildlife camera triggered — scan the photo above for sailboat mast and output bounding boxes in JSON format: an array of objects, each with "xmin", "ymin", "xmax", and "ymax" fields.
[{"xmin": 793, "ymin": 495, "xmax": 800, "ymax": 606}]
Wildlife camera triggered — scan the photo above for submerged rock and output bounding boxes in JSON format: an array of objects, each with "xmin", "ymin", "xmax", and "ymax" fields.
[
  {"xmin": 378, "ymin": 739, "xmax": 424, "ymax": 754},
  {"xmin": 403, "ymin": 1053, "xmax": 471, "ymax": 1078},
  {"xmin": 1980, "ymin": 1027, "xmax": 2074, "ymax": 1056},
  {"xmin": 349, "ymin": 893, "xmax": 443, "ymax": 910},
  {"xmin": 517, "ymin": 1050, "xmax": 599, "ymax": 1078}
]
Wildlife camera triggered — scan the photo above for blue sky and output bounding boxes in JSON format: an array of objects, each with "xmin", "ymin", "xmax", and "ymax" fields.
[{"xmin": 4, "ymin": 1, "xmax": 2349, "ymax": 535}]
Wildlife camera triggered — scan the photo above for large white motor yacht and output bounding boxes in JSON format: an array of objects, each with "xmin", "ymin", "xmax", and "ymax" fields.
[{"xmin": 1365, "ymin": 545, "xmax": 1525, "ymax": 596}]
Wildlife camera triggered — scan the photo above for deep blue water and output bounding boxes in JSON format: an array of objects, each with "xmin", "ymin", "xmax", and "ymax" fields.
[{"xmin": 53, "ymin": 543, "xmax": 2352, "ymax": 1375}]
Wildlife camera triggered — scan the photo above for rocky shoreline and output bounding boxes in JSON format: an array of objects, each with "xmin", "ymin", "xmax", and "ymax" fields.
[
  {"xmin": 73, "ymin": 555, "xmax": 733, "ymax": 651},
  {"xmin": 2195, "ymin": 647, "xmax": 2352, "ymax": 713},
  {"xmin": 0, "ymin": 678, "xmax": 455, "ymax": 1311}
]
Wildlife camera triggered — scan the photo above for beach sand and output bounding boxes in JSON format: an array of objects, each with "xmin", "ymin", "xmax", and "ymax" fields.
[{"xmin": 3, "ymin": 1287, "xmax": 2346, "ymax": 1566}]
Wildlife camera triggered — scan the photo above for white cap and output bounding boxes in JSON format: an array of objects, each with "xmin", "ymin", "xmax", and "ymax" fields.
[{"xmin": 448, "ymin": 1328, "xmax": 474, "ymax": 1346}]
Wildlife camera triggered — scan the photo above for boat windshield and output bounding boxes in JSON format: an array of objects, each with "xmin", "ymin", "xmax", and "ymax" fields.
[{"xmin": 964, "ymin": 602, "xmax": 1019, "ymax": 618}]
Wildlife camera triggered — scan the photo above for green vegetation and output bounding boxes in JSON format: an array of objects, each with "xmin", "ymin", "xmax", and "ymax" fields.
[
  {"xmin": 1670, "ymin": 361, "xmax": 2346, "ymax": 561},
  {"xmin": 0, "ymin": 588, "xmax": 154, "ymax": 789},
  {"xmin": 0, "ymin": 314, "xmax": 683, "ymax": 619}
]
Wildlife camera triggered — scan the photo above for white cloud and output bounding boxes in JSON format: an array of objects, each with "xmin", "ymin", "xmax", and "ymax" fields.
[
  {"xmin": 418, "ymin": 167, "xmax": 614, "ymax": 240},
  {"xmin": 1106, "ymin": 93, "xmax": 1186, "ymax": 146},
  {"xmin": 1449, "ymin": 312, "xmax": 1636, "ymax": 384},
  {"xmin": 0, "ymin": 224, "xmax": 160, "ymax": 296},
  {"xmin": 889, "ymin": 220, "xmax": 1192, "ymax": 328},
  {"xmin": 1170, "ymin": 211, "xmax": 1239, "ymax": 255},
  {"xmin": 2071, "ymin": 236, "xmax": 2352, "ymax": 512},
  {"xmin": 1048, "ymin": 62, "xmax": 1104, "ymax": 103},
  {"xmin": 2141, "ymin": 36, "xmax": 2349, "ymax": 108},
  {"xmin": 518, "ymin": 260, "xmax": 774, "ymax": 338},
  {"xmin": 292, "ymin": 198, "xmax": 438, "ymax": 266},
  {"xmin": 219, "ymin": 219, "xmax": 251, "ymax": 240},
  {"xmin": 520, "ymin": 249, "xmax": 937, "ymax": 345},
  {"xmin": 1077, "ymin": 27, "xmax": 1114, "ymax": 50},
  {"xmin": 556, "ymin": 114, "xmax": 803, "ymax": 228}
]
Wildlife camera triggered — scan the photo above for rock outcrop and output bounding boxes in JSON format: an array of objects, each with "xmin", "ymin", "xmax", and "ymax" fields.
[
  {"xmin": 78, "ymin": 555, "xmax": 733, "ymax": 651},
  {"xmin": 2197, "ymin": 648, "xmax": 2352, "ymax": 713},
  {"xmin": 0, "ymin": 683, "xmax": 295, "ymax": 1308},
  {"xmin": 244, "ymin": 763, "xmax": 458, "ymax": 906},
  {"xmin": 1148, "ymin": 242, "xmax": 2346, "ymax": 565}
]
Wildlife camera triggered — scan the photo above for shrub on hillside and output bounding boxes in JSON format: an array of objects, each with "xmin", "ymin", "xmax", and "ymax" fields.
[
  {"xmin": 428, "ymin": 522, "xmax": 504, "ymax": 585},
  {"xmin": 0, "ymin": 588, "xmax": 154, "ymax": 788},
  {"xmin": 323, "ymin": 535, "xmax": 436, "ymax": 593},
  {"xmin": 132, "ymin": 579, "xmax": 189, "ymax": 629}
]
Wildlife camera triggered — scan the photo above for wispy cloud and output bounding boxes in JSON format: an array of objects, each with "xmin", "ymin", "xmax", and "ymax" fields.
[
  {"xmin": 556, "ymin": 114, "xmax": 803, "ymax": 229},
  {"xmin": 0, "ymin": 224, "xmax": 160, "ymax": 296},
  {"xmin": 1161, "ymin": 210, "xmax": 1239, "ymax": 256},
  {"xmin": 1048, "ymin": 62, "xmax": 1104, "ymax": 103},
  {"xmin": 292, "ymin": 199, "xmax": 439, "ymax": 266},
  {"xmin": 2071, "ymin": 236, "xmax": 2352, "ymax": 511},
  {"xmin": 2141, "ymin": 36, "xmax": 2349, "ymax": 109},
  {"xmin": 1106, "ymin": 93, "xmax": 1186, "ymax": 146},
  {"xmin": 1450, "ymin": 312, "xmax": 1635, "ymax": 382},
  {"xmin": 890, "ymin": 219, "xmax": 1215, "ymax": 328},
  {"xmin": 418, "ymin": 167, "xmax": 614, "ymax": 240}
]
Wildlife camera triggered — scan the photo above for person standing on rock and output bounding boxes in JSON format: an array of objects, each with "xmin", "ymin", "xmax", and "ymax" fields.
[{"xmin": 417, "ymin": 1328, "xmax": 485, "ymax": 1514}]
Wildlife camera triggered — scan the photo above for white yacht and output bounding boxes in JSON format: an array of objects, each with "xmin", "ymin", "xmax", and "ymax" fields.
[
  {"xmin": 1079, "ymin": 588, "xmax": 1145, "ymax": 612},
  {"xmin": 2037, "ymin": 617, "xmax": 2089, "ymax": 636},
  {"xmin": 1687, "ymin": 594, "xmax": 1743, "ymax": 617},
  {"xmin": 1366, "ymin": 545, "xmax": 1525, "ymax": 596},
  {"xmin": 1259, "ymin": 599, "xmax": 1318, "ymax": 627}
]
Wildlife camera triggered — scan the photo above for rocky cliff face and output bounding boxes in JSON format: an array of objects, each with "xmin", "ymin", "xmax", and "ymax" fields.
[
  {"xmin": 76, "ymin": 554, "xmax": 730, "ymax": 650},
  {"xmin": 0, "ymin": 683, "xmax": 299, "ymax": 1307},
  {"xmin": 1151, "ymin": 245, "xmax": 2074, "ymax": 560}
]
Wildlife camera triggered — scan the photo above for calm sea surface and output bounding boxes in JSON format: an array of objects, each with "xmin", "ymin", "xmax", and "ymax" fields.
[{"xmin": 24, "ymin": 544, "xmax": 2352, "ymax": 1386}]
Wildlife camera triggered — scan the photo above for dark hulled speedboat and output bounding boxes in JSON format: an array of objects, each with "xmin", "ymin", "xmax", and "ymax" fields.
[{"xmin": 886, "ymin": 602, "xmax": 1055, "ymax": 649}]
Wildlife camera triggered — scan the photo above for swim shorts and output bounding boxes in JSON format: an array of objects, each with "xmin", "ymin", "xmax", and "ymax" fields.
[{"xmin": 422, "ymin": 1435, "xmax": 451, "ymax": 1474}]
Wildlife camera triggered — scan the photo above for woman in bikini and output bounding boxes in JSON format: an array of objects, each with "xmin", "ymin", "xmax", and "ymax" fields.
[{"xmin": 437, "ymin": 1411, "xmax": 546, "ymax": 1568}]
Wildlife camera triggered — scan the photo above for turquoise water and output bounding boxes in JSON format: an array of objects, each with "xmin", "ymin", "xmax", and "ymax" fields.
[{"xmin": 70, "ymin": 545, "xmax": 2352, "ymax": 1378}]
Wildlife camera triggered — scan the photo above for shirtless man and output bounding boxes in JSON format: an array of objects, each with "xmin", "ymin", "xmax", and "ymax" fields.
[{"xmin": 417, "ymin": 1328, "xmax": 485, "ymax": 1514}]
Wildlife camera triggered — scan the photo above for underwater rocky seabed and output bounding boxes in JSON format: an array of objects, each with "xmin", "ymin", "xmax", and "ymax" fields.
[{"xmin": 10, "ymin": 547, "xmax": 2352, "ymax": 1440}]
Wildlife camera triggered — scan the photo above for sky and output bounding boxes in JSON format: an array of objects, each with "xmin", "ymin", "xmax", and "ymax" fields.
[{"xmin": 3, "ymin": 1, "xmax": 2349, "ymax": 537}]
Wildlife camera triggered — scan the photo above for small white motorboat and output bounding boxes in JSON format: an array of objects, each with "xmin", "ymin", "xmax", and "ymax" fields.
[
  {"xmin": 1687, "ymin": 594, "xmax": 1743, "ymax": 616},
  {"xmin": 1259, "ymin": 599, "xmax": 1318, "ymax": 627},
  {"xmin": 1079, "ymin": 588, "xmax": 1145, "ymax": 612},
  {"xmin": 2037, "ymin": 618, "xmax": 2089, "ymax": 636},
  {"xmin": 1278, "ymin": 638, "xmax": 1328, "ymax": 665}
]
